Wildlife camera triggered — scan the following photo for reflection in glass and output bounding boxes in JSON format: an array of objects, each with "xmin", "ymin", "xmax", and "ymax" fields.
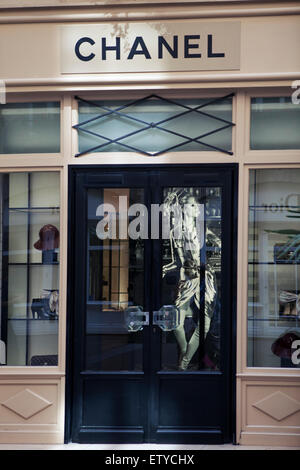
[
  {"xmin": 0, "ymin": 102, "xmax": 60, "ymax": 154},
  {"xmin": 248, "ymin": 169, "xmax": 300, "ymax": 368},
  {"xmin": 85, "ymin": 188, "xmax": 144, "ymax": 371},
  {"xmin": 250, "ymin": 97, "xmax": 300, "ymax": 150},
  {"xmin": 0, "ymin": 172, "xmax": 60, "ymax": 366},
  {"xmin": 161, "ymin": 187, "xmax": 222, "ymax": 371}
]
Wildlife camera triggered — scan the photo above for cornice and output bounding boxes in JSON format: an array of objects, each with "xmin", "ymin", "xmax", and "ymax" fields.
[
  {"xmin": 0, "ymin": 3, "xmax": 299, "ymax": 24},
  {"xmin": 0, "ymin": 0, "xmax": 295, "ymax": 8},
  {"xmin": 3, "ymin": 72, "xmax": 299, "ymax": 89}
]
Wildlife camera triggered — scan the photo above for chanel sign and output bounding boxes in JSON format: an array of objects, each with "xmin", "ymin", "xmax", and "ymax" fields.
[{"xmin": 60, "ymin": 21, "xmax": 241, "ymax": 74}]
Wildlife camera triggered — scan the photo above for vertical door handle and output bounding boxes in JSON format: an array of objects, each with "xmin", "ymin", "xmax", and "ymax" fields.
[
  {"xmin": 124, "ymin": 306, "xmax": 149, "ymax": 332},
  {"xmin": 153, "ymin": 305, "xmax": 180, "ymax": 331}
]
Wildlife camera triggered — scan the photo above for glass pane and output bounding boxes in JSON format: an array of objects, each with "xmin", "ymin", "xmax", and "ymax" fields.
[
  {"xmin": 161, "ymin": 187, "xmax": 222, "ymax": 371},
  {"xmin": 250, "ymin": 97, "xmax": 300, "ymax": 150},
  {"xmin": 0, "ymin": 172, "xmax": 60, "ymax": 366},
  {"xmin": 85, "ymin": 187, "xmax": 144, "ymax": 371},
  {"xmin": 9, "ymin": 173, "xmax": 28, "ymax": 207},
  {"xmin": 0, "ymin": 102, "xmax": 60, "ymax": 154},
  {"xmin": 78, "ymin": 97, "xmax": 232, "ymax": 154},
  {"xmin": 248, "ymin": 169, "xmax": 300, "ymax": 368},
  {"xmin": 30, "ymin": 172, "xmax": 60, "ymax": 207}
]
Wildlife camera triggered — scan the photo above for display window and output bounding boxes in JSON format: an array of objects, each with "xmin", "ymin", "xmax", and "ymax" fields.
[
  {"xmin": 247, "ymin": 168, "xmax": 300, "ymax": 368},
  {"xmin": 0, "ymin": 171, "xmax": 60, "ymax": 366}
]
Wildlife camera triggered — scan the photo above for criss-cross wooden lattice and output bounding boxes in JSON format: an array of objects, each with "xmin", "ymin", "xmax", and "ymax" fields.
[{"xmin": 74, "ymin": 93, "xmax": 235, "ymax": 157}]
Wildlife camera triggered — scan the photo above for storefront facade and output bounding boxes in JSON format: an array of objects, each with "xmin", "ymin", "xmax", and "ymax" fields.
[{"xmin": 0, "ymin": 0, "xmax": 299, "ymax": 446}]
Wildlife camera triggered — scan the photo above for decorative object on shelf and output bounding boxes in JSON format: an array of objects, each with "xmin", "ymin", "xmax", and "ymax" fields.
[
  {"xmin": 279, "ymin": 290, "xmax": 300, "ymax": 317},
  {"xmin": 274, "ymin": 242, "xmax": 300, "ymax": 263},
  {"xmin": 267, "ymin": 207, "xmax": 300, "ymax": 263},
  {"xmin": 30, "ymin": 354, "xmax": 58, "ymax": 366},
  {"xmin": 34, "ymin": 224, "xmax": 60, "ymax": 264},
  {"xmin": 31, "ymin": 289, "xmax": 59, "ymax": 320},
  {"xmin": 48, "ymin": 289, "xmax": 59, "ymax": 315},
  {"xmin": 271, "ymin": 330, "xmax": 300, "ymax": 359}
]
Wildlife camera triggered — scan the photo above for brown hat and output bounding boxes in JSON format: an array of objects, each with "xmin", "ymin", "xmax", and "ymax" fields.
[
  {"xmin": 271, "ymin": 331, "xmax": 300, "ymax": 359},
  {"xmin": 34, "ymin": 224, "xmax": 60, "ymax": 251}
]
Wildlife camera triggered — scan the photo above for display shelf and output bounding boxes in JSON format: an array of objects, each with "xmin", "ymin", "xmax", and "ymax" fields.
[
  {"xmin": 249, "ymin": 261, "xmax": 300, "ymax": 265},
  {"xmin": 7, "ymin": 318, "xmax": 59, "ymax": 321},
  {"xmin": 9, "ymin": 207, "xmax": 60, "ymax": 211},
  {"xmin": 8, "ymin": 262, "xmax": 59, "ymax": 265},
  {"xmin": 248, "ymin": 317, "xmax": 300, "ymax": 321}
]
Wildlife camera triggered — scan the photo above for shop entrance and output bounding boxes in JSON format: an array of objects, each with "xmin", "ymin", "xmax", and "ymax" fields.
[{"xmin": 67, "ymin": 164, "xmax": 237, "ymax": 444}]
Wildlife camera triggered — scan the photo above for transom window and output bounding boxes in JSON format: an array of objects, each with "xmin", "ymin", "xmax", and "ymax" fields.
[{"xmin": 75, "ymin": 94, "xmax": 234, "ymax": 157}]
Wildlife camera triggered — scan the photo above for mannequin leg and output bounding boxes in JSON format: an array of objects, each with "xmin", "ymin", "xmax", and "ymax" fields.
[
  {"xmin": 173, "ymin": 310, "xmax": 187, "ymax": 356},
  {"xmin": 179, "ymin": 309, "xmax": 212, "ymax": 370},
  {"xmin": 180, "ymin": 321, "xmax": 199, "ymax": 369}
]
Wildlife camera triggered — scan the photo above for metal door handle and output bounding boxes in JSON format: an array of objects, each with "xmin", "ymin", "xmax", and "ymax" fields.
[
  {"xmin": 124, "ymin": 306, "xmax": 149, "ymax": 332},
  {"xmin": 153, "ymin": 305, "xmax": 180, "ymax": 331}
]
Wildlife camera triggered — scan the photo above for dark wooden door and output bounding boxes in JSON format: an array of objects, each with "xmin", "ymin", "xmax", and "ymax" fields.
[{"xmin": 67, "ymin": 164, "xmax": 237, "ymax": 444}]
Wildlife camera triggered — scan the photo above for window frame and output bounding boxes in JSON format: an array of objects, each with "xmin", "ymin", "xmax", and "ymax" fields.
[
  {"xmin": 0, "ymin": 167, "xmax": 65, "ymax": 374},
  {"xmin": 0, "ymin": 93, "xmax": 64, "ymax": 165},
  {"xmin": 240, "ymin": 163, "xmax": 300, "ymax": 375},
  {"xmin": 244, "ymin": 89, "xmax": 300, "ymax": 164}
]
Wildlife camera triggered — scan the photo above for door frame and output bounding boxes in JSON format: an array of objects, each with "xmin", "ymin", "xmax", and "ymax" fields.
[{"xmin": 65, "ymin": 163, "xmax": 238, "ymax": 444}]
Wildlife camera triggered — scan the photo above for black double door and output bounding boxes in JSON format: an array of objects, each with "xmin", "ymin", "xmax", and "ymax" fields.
[{"xmin": 68, "ymin": 164, "xmax": 237, "ymax": 444}]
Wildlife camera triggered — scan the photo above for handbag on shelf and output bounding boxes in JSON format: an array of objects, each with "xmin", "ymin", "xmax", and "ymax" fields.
[
  {"xmin": 31, "ymin": 290, "xmax": 59, "ymax": 320},
  {"xmin": 30, "ymin": 355, "xmax": 58, "ymax": 366}
]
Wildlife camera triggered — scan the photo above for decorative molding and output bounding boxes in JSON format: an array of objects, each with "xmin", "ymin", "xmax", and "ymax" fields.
[
  {"xmin": 237, "ymin": 372, "xmax": 300, "ymax": 380},
  {"xmin": 240, "ymin": 432, "xmax": 300, "ymax": 447},
  {"xmin": 1, "ymin": 388, "xmax": 52, "ymax": 419},
  {"xmin": 3, "ymin": 72, "xmax": 299, "ymax": 90},
  {"xmin": 0, "ymin": 370, "xmax": 65, "ymax": 378},
  {"xmin": 0, "ymin": 0, "xmax": 293, "ymax": 7},
  {"xmin": 0, "ymin": 5, "xmax": 299, "ymax": 24},
  {"xmin": 253, "ymin": 391, "xmax": 300, "ymax": 422}
]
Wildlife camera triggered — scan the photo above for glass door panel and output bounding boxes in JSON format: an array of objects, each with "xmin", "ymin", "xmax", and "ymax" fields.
[
  {"xmin": 85, "ymin": 187, "xmax": 145, "ymax": 371},
  {"xmin": 160, "ymin": 187, "xmax": 222, "ymax": 371}
]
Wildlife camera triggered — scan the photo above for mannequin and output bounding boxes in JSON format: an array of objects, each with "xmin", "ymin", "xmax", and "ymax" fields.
[{"xmin": 163, "ymin": 192, "xmax": 219, "ymax": 371}]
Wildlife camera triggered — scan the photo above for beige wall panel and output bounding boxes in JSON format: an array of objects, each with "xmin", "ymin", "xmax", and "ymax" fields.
[
  {"xmin": 246, "ymin": 384, "xmax": 300, "ymax": 427},
  {"xmin": 239, "ymin": 379, "xmax": 300, "ymax": 447},
  {"xmin": 0, "ymin": 16, "xmax": 300, "ymax": 81},
  {"xmin": 0, "ymin": 378, "xmax": 64, "ymax": 443},
  {"xmin": 243, "ymin": 16, "xmax": 300, "ymax": 74},
  {"xmin": 0, "ymin": 24, "xmax": 60, "ymax": 79},
  {"xmin": 0, "ymin": 382, "xmax": 58, "ymax": 423}
]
